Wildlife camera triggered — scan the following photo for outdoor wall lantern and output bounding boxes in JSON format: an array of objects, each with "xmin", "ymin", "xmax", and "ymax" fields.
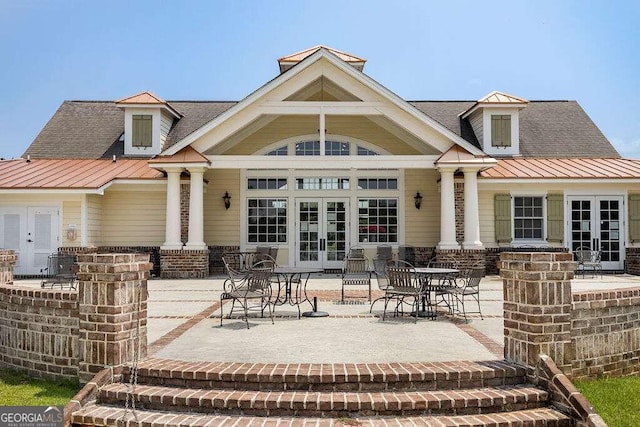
[
  {"xmin": 414, "ymin": 192, "xmax": 423, "ymax": 210},
  {"xmin": 222, "ymin": 191, "xmax": 231, "ymax": 210}
]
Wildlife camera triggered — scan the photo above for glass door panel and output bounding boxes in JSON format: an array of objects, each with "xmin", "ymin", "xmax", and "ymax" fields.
[{"xmin": 296, "ymin": 198, "xmax": 349, "ymax": 269}]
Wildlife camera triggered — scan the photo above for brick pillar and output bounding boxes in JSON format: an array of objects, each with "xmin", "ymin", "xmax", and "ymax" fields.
[
  {"xmin": 76, "ymin": 253, "xmax": 151, "ymax": 383},
  {"xmin": 0, "ymin": 250, "xmax": 16, "ymax": 284},
  {"xmin": 498, "ymin": 252, "xmax": 575, "ymax": 374}
]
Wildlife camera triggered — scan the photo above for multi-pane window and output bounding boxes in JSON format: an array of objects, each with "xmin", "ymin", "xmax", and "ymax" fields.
[
  {"xmin": 247, "ymin": 199, "xmax": 287, "ymax": 243},
  {"xmin": 295, "ymin": 177, "xmax": 350, "ymax": 190},
  {"xmin": 295, "ymin": 140, "xmax": 320, "ymax": 156},
  {"xmin": 357, "ymin": 146, "xmax": 378, "ymax": 156},
  {"xmin": 325, "ymin": 140, "xmax": 350, "ymax": 156},
  {"xmin": 357, "ymin": 178, "xmax": 398, "ymax": 190},
  {"xmin": 491, "ymin": 115, "xmax": 511, "ymax": 147},
  {"xmin": 358, "ymin": 198, "xmax": 398, "ymax": 243},
  {"xmin": 514, "ymin": 196, "xmax": 543, "ymax": 239},
  {"xmin": 266, "ymin": 146, "xmax": 288, "ymax": 156},
  {"xmin": 247, "ymin": 178, "xmax": 288, "ymax": 190},
  {"xmin": 132, "ymin": 115, "xmax": 152, "ymax": 147}
]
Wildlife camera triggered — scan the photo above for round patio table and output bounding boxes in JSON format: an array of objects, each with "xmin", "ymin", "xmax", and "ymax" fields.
[
  {"xmin": 272, "ymin": 266, "xmax": 325, "ymax": 318},
  {"xmin": 412, "ymin": 267, "xmax": 460, "ymax": 318}
]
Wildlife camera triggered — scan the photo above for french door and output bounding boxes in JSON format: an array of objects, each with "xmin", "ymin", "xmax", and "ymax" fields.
[
  {"xmin": 568, "ymin": 196, "xmax": 624, "ymax": 271},
  {"xmin": 295, "ymin": 198, "xmax": 349, "ymax": 269},
  {"xmin": 0, "ymin": 207, "xmax": 58, "ymax": 275}
]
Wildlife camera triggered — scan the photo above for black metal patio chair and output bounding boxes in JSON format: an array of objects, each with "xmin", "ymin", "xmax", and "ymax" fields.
[{"xmin": 383, "ymin": 260, "xmax": 422, "ymax": 322}]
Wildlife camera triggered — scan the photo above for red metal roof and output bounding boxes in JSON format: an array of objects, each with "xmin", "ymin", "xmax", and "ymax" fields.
[
  {"xmin": 0, "ymin": 158, "xmax": 163, "ymax": 190},
  {"xmin": 480, "ymin": 158, "xmax": 640, "ymax": 179}
]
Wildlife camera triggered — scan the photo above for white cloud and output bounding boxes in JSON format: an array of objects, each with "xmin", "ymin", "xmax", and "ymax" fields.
[{"xmin": 611, "ymin": 137, "xmax": 640, "ymax": 159}]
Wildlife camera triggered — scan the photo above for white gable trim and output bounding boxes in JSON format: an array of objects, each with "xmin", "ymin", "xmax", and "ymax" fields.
[{"xmin": 163, "ymin": 48, "xmax": 485, "ymax": 157}]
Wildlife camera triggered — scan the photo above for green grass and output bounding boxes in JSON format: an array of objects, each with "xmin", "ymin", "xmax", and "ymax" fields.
[
  {"xmin": 0, "ymin": 368, "xmax": 80, "ymax": 406},
  {"xmin": 575, "ymin": 375, "xmax": 640, "ymax": 427}
]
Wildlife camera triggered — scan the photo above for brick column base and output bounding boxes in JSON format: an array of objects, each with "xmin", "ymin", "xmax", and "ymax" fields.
[
  {"xmin": 160, "ymin": 249, "xmax": 209, "ymax": 279},
  {"xmin": 0, "ymin": 250, "xmax": 16, "ymax": 284},
  {"xmin": 499, "ymin": 252, "xmax": 576, "ymax": 374},
  {"xmin": 76, "ymin": 253, "xmax": 151, "ymax": 383}
]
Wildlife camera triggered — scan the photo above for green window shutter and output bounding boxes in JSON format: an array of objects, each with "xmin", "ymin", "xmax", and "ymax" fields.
[
  {"xmin": 546, "ymin": 194, "xmax": 564, "ymax": 242},
  {"xmin": 494, "ymin": 194, "xmax": 512, "ymax": 243},
  {"xmin": 132, "ymin": 115, "xmax": 152, "ymax": 147},
  {"xmin": 630, "ymin": 194, "xmax": 640, "ymax": 242},
  {"xmin": 491, "ymin": 115, "xmax": 511, "ymax": 147}
]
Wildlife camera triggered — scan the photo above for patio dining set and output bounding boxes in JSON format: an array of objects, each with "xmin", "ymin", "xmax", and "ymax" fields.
[{"xmin": 218, "ymin": 245, "xmax": 484, "ymax": 329}]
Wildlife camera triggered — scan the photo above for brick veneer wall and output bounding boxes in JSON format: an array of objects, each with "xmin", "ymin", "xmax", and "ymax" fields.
[
  {"xmin": 436, "ymin": 249, "xmax": 486, "ymax": 271},
  {"xmin": 571, "ymin": 287, "xmax": 640, "ymax": 379},
  {"xmin": 454, "ymin": 181, "xmax": 464, "ymax": 243},
  {"xmin": 209, "ymin": 245, "xmax": 240, "ymax": 274},
  {"xmin": 626, "ymin": 247, "xmax": 640, "ymax": 275},
  {"xmin": 499, "ymin": 252, "xmax": 575, "ymax": 374},
  {"xmin": 76, "ymin": 253, "xmax": 151, "ymax": 383},
  {"xmin": 0, "ymin": 285, "xmax": 79, "ymax": 379},
  {"xmin": 0, "ymin": 249, "xmax": 16, "ymax": 284},
  {"xmin": 500, "ymin": 251, "xmax": 640, "ymax": 382},
  {"xmin": 160, "ymin": 249, "xmax": 209, "ymax": 279},
  {"xmin": 180, "ymin": 183, "xmax": 190, "ymax": 244}
]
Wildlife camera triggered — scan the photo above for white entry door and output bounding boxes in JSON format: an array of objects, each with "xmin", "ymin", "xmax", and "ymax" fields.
[
  {"xmin": 295, "ymin": 198, "xmax": 349, "ymax": 269},
  {"xmin": 0, "ymin": 207, "xmax": 59, "ymax": 275},
  {"xmin": 568, "ymin": 196, "xmax": 624, "ymax": 271}
]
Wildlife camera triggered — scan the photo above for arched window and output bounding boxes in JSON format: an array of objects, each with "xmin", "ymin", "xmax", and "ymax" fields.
[{"xmin": 265, "ymin": 139, "xmax": 380, "ymax": 156}]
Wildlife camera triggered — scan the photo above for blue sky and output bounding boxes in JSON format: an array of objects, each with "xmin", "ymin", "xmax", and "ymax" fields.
[{"xmin": 0, "ymin": 0, "xmax": 638, "ymax": 159}]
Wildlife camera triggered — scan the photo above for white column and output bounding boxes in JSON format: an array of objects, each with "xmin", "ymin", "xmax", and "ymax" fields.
[
  {"xmin": 185, "ymin": 167, "xmax": 207, "ymax": 249},
  {"xmin": 463, "ymin": 167, "xmax": 483, "ymax": 249},
  {"xmin": 438, "ymin": 168, "xmax": 460, "ymax": 250},
  {"xmin": 161, "ymin": 168, "xmax": 183, "ymax": 250}
]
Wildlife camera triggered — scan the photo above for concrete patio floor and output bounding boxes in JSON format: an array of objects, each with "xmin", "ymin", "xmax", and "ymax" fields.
[
  {"xmin": 14, "ymin": 272, "xmax": 640, "ymax": 364},
  {"xmin": 143, "ymin": 272, "xmax": 640, "ymax": 364}
]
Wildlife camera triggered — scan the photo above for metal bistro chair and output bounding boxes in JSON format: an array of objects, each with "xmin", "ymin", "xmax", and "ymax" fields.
[
  {"xmin": 41, "ymin": 253, "xmax": 77, "ymax": 290},
  {"xmin": 220, "ymin": 259, "xmax": 274, "ymax": 329},
  {"xmin": 575, "ymin": 247, "xmax": 603, "ymax": 278},
  {"xmin": 369, "ymin": 257, "xmax": 394, "ymax": 313},
  {"xmin": 429, "ymin": 260, "xmax": 458, "ymax": 314},
  {"xmin": 445, "ymin": 268, "xmax": 484, "ymax": 322},
  {"xmin": 383, "ymin": 260, "xmax": 422, "ymax": 323},
  {"xmin": 341, "ymin": 253, "xmax": 371, "ymax": 302}
]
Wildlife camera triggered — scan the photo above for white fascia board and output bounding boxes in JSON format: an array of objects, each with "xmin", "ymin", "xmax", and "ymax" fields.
[
  {"xmin": 166, "ymin": 48, "xmax": 484, "ymax": 157},
  {"xmin": 148, "ymin": 162, "xmax": 209, "ymax": 170},
  {"xmin": 207, "ymin": 155, "xmax": 438, "ymax": 169},
  {"xmin": 437, "ymin": 159, "xmax": 498, "ymax": 170}
]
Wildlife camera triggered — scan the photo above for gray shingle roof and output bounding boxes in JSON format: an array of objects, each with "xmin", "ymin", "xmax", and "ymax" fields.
[{"xmin": 23, "ymin": 99, "xmax": 619, "ymax": 159}]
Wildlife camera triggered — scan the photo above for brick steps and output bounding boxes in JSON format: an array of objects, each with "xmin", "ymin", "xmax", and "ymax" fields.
[
  {"xmin": 99, "ymin": 383, "xmax": 549, "ymax": 417},
  {"xmin": 70, "ymin": 359, "xmax": 573, "ymax": 426},
  {"xmin": 122, "ymin": 358, "xmax": 527, "ymax": 391},
  {"xmin": 72, "ymin": 404, "xmax": 571, "ymax": 426}
]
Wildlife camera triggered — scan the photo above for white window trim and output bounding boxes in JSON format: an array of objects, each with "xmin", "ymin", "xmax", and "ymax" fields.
[
  {"xmin": 124, "ymin": 108, "xmax": 162, "ymax": 156},
  {"xmin": 240, "ymin": 169, "xmax": 405, "ymax": 264},
  {"xmin": 256, "ymin": 134, "xmax": 391, "ymax": 156},
  {"xmin": 511, "ymin": 192, "xmax": 546, "ymax": 245},
  {"xmin": 482, "ymin": 108, "xmax": 520, "ymax": 156}
]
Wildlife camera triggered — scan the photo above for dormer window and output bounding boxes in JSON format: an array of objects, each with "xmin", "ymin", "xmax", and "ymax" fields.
[
  {"xmin": 491, "ymin": 115, "xmax": 511, "ymax": 147},
  {"xmin": 132, "ymin": 115, "xmax": 153, "ymax": 148},
  {"xmin": 116, "ymin": 91, "xmax": 181, "ymax": 157},
  {"xmin": 460, "ymin": 91, "xmax": 527, "ymax": 157}
]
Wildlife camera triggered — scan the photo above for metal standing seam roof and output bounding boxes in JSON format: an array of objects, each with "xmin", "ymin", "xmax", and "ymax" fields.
[
  {"xmin": 480, "ymin": 158, "xmax": 640, "ymax": 179},
  {"xmin": 0, "ymin": 159, "xmax": 163, "ymax": 190}
]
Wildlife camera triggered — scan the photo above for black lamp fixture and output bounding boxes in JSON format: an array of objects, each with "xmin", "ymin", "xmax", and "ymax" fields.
[
  {"xmin": 222, "ymin": 191, "xmax": 231, "ymax": 210},
  {"xmin": 414, "ymin": 192, "xmax": 423, "ymax": 210}
]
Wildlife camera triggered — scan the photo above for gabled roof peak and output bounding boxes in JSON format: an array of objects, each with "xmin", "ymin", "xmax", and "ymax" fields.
[
  {"xmin": 459, "ymin": 91, "xmax": 528, "ymax": 118},
  {"xmin": 478, "ymin": 91, "xmax": 529, "ymax": 104},
  {"xmin": 116, "ymin": 91, "xmax": 181, "ymax": 118},
  {"xmin": 116, "ymin": 91, "xmax": 167, "ymax": 105},
  {"xmin": 277, "ymin": 45, "xmax": 366, "ymax": 73}
]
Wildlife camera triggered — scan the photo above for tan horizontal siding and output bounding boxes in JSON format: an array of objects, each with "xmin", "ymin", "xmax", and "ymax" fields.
[
  {"xmin": 101, "ymin": 190, "xmax": 166, "ymax": 245},
  {"xmin": 478, "ymin": 190, "xmax": 497, "ymax": 246},
  {"xmin": 221, "ymin": 115, "xmax": 421, "ymax": 155},
  {"xmin": 86, "ymin": 195, "xmax": 102, "ymax": 246},
  {"xmin": 404, "ymin": 169, "xmax": 440, "ymax": 246},
  {"xmin": 62, "ymin": 201, "xmax": 81, "ymax": 246},
  {"xmin": 204, "ymin": 169, "xmax": 240, "ymax": 245}
]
